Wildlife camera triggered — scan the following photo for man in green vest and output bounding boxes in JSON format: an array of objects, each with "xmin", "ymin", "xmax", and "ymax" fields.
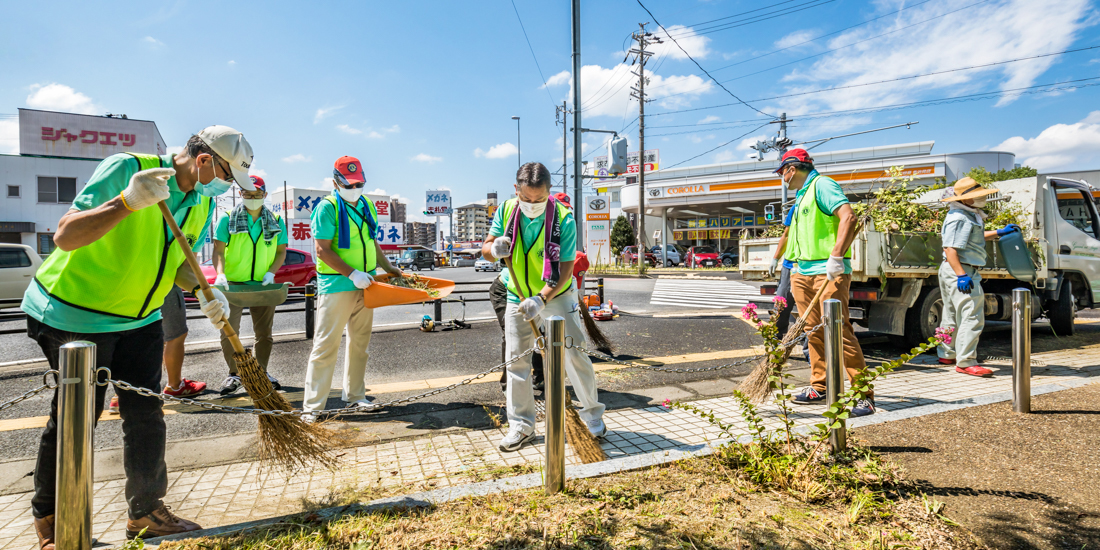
[
  {"xmin": 213, "ymin": 175, "xmax": 288, "ymax": 394},
  {"xmin": 22, "ymin": 125, "xmax": 253, "ymax": 547},
  {"xmin": 482, "ymin": 162, "xmax": 606, "ymax": 452},
  {"xmin": 779, "ymin": 148, "xmax": 875, "ymax": 417},
  {"xmin": 302, "ymin": 156, "xmax": 402, "ymax": 421}
]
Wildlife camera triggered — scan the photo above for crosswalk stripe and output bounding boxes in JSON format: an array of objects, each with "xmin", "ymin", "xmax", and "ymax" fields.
[{"xmin": 650, "ymin": 279, "xmax": 763, "ymax": 310}]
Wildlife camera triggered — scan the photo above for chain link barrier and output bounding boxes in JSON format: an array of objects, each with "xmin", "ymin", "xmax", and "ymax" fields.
[{"xmin": 0, "ymin": 370, "xmax": 58, "ymax": 413}]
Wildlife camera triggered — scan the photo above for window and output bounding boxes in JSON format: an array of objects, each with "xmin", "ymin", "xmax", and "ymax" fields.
[
  {"xmin": 1054, "ymin": 183, "xmax": 1100, "ymax": 238},
  {"xmin": 6, "ymin": 185, "xmax": 19, "ymax": 198},
  {"xmin": 38, "ymin": 234, "xmax": 56, "ymax": 255},
  {"xmin": 285, "ymin": 251, "xmax": 304, "ymax": 265},
  {"xmin": 37, "ymin": 177, "xmax": 77, "ymax": 204},
  {"xmin": 0, "ymin": 248, "xmax": 31, "ymax": 268}
]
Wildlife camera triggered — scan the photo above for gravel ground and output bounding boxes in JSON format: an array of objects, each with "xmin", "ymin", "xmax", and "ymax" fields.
[{"xmin": 857, "ymin": 381, "xmax": 1100, "ymax": 550}]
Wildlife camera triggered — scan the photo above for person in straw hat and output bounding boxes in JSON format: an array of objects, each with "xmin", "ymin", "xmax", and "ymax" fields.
[{"xmin": 938, "ymin": 176, "xmax": 1020, "ymax": 376}]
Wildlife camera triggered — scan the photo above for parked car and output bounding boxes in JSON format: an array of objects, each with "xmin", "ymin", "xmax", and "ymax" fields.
[
  {"xmin": 721, "ymin": 246, "xmax": 739, "ymax": 267},
  {"xmin": 621, "ymin": 246, "xmax": 657, "ymax": 267},
  {"xmin": 650, "ymin": 244, "xmax": 682, "ymax": 267},
  {"xmin": 0, "ymin": 244, "xmax": 42, "ymax": 308},
  {"xmin": 685, "ymin": 246, "xmax": 720, "ymax": 268},
  {"xmin": 200, "ymin": 247, "xmax": 317, "ymax": 292},
  {"xmin": 451, "ymin": 255, "xmax": 478, "ymax": 267},
  {"xmin": 397, "ymin": 248, "xmax": 436, "ymax": 271},
  {"xmin": 475, "ymin": 258, "xmax": 502, "ymax": 272}
]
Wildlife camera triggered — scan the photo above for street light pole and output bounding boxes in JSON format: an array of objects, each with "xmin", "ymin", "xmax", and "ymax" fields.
[{"xmin": 511, "ymin": 116, "xmax": 521, "ymax": 170}]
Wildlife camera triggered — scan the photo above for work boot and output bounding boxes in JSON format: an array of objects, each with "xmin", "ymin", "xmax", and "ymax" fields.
[
  {"xmin": 125, "ymin": 505, "xmax": 201, "ymax": 540},
  {"xmin": 34, "ymin": 515, "xmax": 54, "ymax": 550}
]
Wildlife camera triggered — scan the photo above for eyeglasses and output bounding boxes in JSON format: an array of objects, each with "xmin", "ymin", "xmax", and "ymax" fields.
[
  {"xmin": 215, "ymin": 158, "xmax": 235, "ymax": 183},
  {"xmin": 333, "ymin": 170, "xmax": 365, "ymax": 189}
]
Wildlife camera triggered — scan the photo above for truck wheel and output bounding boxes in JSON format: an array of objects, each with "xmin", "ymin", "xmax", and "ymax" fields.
[
  {"xmin": 904, "ymin": 286, "xmax": 943, "ymax": 347},
  {"xmin": 1048, "ymin": 278, "xmax": 1076, "ymax": 336}
]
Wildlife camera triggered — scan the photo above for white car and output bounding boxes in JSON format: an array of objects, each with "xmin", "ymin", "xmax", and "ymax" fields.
[
  {"xmin": 474, "ymin": 258, "xmax": 502, "ymax": 272},
  {"xmin": 0, "ymin": 244, "xmax": 43, "ymax": 308}
]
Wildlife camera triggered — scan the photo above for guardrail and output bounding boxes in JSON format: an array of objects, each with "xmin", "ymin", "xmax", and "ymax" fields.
[{"xmin": 423, "ymin": 278, "xmax": 605, "ymax": 323}]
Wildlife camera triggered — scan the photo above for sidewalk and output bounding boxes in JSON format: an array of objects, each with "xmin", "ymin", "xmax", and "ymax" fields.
[{"xmin": 0, "ymin": 343, "xmax": 1096, "ymax": 549}]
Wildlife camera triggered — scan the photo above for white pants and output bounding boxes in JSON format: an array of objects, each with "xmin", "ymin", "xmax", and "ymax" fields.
[
  {"xmin": 303, "ymin": 290, "xmax": 374, "ymax": 413},
  {"xmin": 505, "ymin": 288, "xmax": 605, "ymax": 434},
  {"xmin": 937, "ymin": 262, "xmax": 985, "ymax": 368}
]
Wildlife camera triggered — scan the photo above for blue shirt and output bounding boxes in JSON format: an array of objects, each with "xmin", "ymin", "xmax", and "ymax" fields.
[
  {"xmin": 941, "ymin": 208, "xmax": 988, "ymax": 266},
  {"xmin": 489, "ymin": 200, "xmax": 577, "ymax": 303}
]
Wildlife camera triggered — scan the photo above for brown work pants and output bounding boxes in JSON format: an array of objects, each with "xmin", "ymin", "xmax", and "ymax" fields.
[{"xmin": 791, "ymin": 273, "xmax": 872, "ymax": 399}]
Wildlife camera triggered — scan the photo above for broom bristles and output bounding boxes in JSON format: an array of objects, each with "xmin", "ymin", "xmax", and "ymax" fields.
[
  {"xmin": 580, "ymin": 304, "xmax": 614, "ymax": 354},
  {"xmin": 738, "ymin": 308, "xmax": 814, "ymax": 403},
  {"xmin": 564, "ymin": 406, "xmax": 608, "ymax": 463}
]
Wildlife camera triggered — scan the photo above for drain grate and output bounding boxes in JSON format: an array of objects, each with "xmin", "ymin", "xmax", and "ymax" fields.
[{"xmin": 981, "ymin": 355, "xmax": 1046, "ymax": 366}]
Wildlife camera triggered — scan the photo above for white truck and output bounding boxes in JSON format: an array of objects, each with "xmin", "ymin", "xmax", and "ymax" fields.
[{"xmin": 740, "ymin": 176, "xmax": 1100, "ymax": 345}]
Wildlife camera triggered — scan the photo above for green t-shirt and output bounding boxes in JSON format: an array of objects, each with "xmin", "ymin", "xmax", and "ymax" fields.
[
  {"xmin": 310, "ymin": 193, "xmax": 378, "ymax": 295},
  {"xmin": 791, "ymin": 171, "xmax": 852, "ymax": 276},
  {"xmin": 488, "ymin": 201, "xmax": 577, "ymax": 303},
  {"xmin": 22, "ymin": 153, "xmax": 212, "ymax": 333},
  {"xmin": 214, "ymin": 210, "xmax": 289, "ymax": 285}
]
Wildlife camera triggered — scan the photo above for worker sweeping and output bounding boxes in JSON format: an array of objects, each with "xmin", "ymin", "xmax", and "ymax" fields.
[
  {"xmin": 213, "ymin": 175, "xmax": 288, "ymax": 394},
  {"xmin": 779, "ymin": 148, "xmax": 875, "ymax": 417},
  {"xmin": 482, "ymin": 162, "xmax": 606, "ymax": 452},
  {"xmin": 22, "ymin": 126, "xmax": 253, "ymax": 546},
  {"xmin": 937, "ymin": 177, "xmax": 1019, "ymax": 376},
  {"xmin": 302, "ymin": 156, "xmax": 403, "ymax": 421}
]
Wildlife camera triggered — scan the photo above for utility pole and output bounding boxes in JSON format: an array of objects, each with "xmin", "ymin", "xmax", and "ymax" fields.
[
  {"xmin": 571, "ymin": 0, "xmax": 583, "ymax": 252},
  {"xmin": 628, "ymin": 22, "xmax": 659, "ymax": 275},
  {"xmin": 776, "ymin": 113, "xmax": 791, "ymax": 222},
  {"xmin": 557, "ymin": 101, "xmax": 568, "ymax": 195}
]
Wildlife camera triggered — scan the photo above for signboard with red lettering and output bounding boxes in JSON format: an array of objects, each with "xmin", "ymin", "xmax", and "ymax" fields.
[
  {"xmin": 18, "ymin": 108, "xmax": 166, "ymax": 159},
  {"xmin": 592, "ymin": 149, "xmax": 659, "ymax": 182}
]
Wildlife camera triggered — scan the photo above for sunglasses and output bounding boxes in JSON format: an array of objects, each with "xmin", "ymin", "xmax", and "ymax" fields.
[
  {"xmin": 214, "ymin": 158, "xmax": 236, "ymax": 183},
  {"xmin": 333, "ymin": 170, "xmax": 365, "ymax": 189}
]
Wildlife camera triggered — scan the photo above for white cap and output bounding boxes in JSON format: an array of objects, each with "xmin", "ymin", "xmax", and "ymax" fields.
[{"xmin": 197, "ymin": 125, "xmax": 256, "ymax": 191}]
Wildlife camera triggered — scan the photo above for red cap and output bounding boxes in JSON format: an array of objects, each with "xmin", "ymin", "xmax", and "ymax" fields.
[
  {"xmin": 774, "ymin": 148, "xmax": 813, "ymax": 174},
  {"xmin": 552, "ymin": 192, "xmax": 571, "ymax": 208},
  {"xmin": 248, "ymin": 175, "xmax": 266, "ymax": 190},
  {"xmin": 334, "ymin": 156, "xmax": 366, "ymax": 184}
]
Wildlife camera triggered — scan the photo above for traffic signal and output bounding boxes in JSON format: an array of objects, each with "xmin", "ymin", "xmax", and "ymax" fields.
[
  {"xmin": 608, "ymin": 134, "xmax": 628, "ymax": 175},
  {"xmin": 764, "ymin": 204, "xmax": 775, "ymax": 221}
]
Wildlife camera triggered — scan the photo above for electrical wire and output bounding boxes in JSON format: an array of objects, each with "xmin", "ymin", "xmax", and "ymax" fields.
[
  {"xmin": 666, "ymin": 0, "xmax": 838, "ymax": 39},
  {"xmin": 508, "ymin": 0, "xmax": 558, "ymax": 107},
  {"xmin": 662, "ymin": 123, "xmax": 772, "ymax": 170},
  {"xmin": 679, "ymin": 0, "xmax": 800, "ymax": 29}
]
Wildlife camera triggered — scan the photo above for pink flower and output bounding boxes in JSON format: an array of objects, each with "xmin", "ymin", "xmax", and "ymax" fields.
[
  {"xmin": 934, "ymin": 327, "xmax": 955, "ymax": 345},
  {"xmin": 740, "ymin": 303, "xmax": 759, "ymax": 321},
  {"xmin": 662, "ymin": 399, "xmax": 672, "ymax": 409},
  {"xmin": 772, "ymin": 296, "xmax": 787, "ymax": 309}
]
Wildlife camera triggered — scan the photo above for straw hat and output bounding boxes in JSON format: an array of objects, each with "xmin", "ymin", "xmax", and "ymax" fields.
[{"xmin": 941, "ymin": 177, "xmax": 998, "ymax": 203}]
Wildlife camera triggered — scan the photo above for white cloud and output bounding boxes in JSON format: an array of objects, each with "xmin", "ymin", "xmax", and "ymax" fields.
[
  {"xmin": 542, "ymin": 70, "xmax": 571, "ymax": 88},
  {"xmin": 365, "ymin": 125, "xmax": 400, "ymax": 139},
  {"xmin": 249, "ymin": 168, "xmax": 268, "ymax": 178},
  {"xmin": 714, "ymin": 151, "xmax": 737, "ymax": 163},
  {"xmin": 336, "ymin": 124, "xmax": 362, "ymax": 135},
  {"xmin": 697, "ymin": 115, "xmax": 721, "ymax": 124},
  {"xmin": 314, "ymin": 105, "xmax": 344, "ymax": 124},
  {"xmin": 576, "ymin": 64, "xmax": 713, "ymax": 118},
  {"xmin": 282, "ymin": 154, "xmax": 311, "ymax": 163},
  {"xmin": 993, "ymin": 111, "xmax": 1100, "ymax": 171},
  {"xmin": 142, "ymin": 36, "xmax": 164, "ymax": 48},
  {"xmin": 166, "ymin": 145, "xmax": 183, "ymax": 155},
  {"xmin": 368, "ymin": 188, "xmax": 388, "ymax": 196},
  {"xmin": 227, "ymin": 60, "xmax": 236, "ymax": 66},
  {"xmin": 474, "ymin": 143, "xmax": 518, "ymax": 159},
  {"xmin": 0, "ymin": 118, "xmax": 18, "ymax": 154},
  {"xmin": 411, "ymin": 153, "xmax": 442, "ymax": 164},
  {"xmin": 26, "ymin": 83, "xmax": 101, "ymax": 115},
  {"xmin": 774, "ymin": 30, "xmax": 815, "ymax": 49},
  {"xmin": 650, "ymin": 25, "xmax": 711, "ymax": 60}
]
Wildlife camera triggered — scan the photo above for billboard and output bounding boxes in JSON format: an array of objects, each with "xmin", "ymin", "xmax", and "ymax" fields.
[
  {"xmin": 426, "ymin": 190, "xmax": 452, "ymax": 215},
  {"xmin": 19, "ymin": 108, "xmax": 166, "ymax": 159},
  {"xmin": 585, "ymin": 195, "xmax": 611, "ymax": 265},
  {"xmin": 592, "ymin": 149, "xmax": 659, "ymax": 182},
  {"xmin": 270, "ymin": 187, "xmax": 391, "ymax": 223}
]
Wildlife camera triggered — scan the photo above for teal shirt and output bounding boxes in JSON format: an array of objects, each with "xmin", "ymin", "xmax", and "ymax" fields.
[
  {"xmin": 791, "ymin": 171, "xmax": 852, "ymax": 276},
  {"xmin": 215, "ymin": 210, "xmax": 289, "ymax": 285},
  {"xmin": 488, "ymin": 201, "xmax": 577, "ymax": 303},
  {"xmin": 941, "ymin": 209, "xmax": 988, "ymax": 266},
  {"xmin": 311, "ymin": 193, "xmax": 374, "ymax": 295},
  {"xmin": 22, "ymin": 153, "xmax": 212, "ymax": 333}
]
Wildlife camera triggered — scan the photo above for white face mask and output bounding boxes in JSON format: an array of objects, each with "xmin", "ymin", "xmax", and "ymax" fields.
[
  {"xmin": 337, "ymin": 187, "xmax": 363, "ymax": 204},
  {"xmin": 243, "ymin": 198, "xmax": 265, "ymax": 211},
  {"xmin": 971, "ymin": 196, "xmax": 988, "ymax": 208},
  {"xmin": 518, "ymin": 199, "xmax": 547, "ymax": 218}
]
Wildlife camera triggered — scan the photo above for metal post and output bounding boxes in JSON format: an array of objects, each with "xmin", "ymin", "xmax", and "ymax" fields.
[
  {"xmin": 571, "ymin": 0, "xmax": 584, "ymax": 252},
  {"xmin": 597, "ymin": 277, "xmax": 605, "ymax": 304},
  {"xmin": 305, "ymin": 282, "xmax": 316, "ymax": 340},
  {"xmin": 56, "ymin": 341, "xmax": 96, "ymax": 550},
  {"xmin": 544, "ymin": 316, "xmax": 566, "ymax": 494},
  {"xmin": 434, "ymin": 299, "xmax": 443, "ymax": 322},
  {"xmin": 1012, "ymin": 288, "xmax": 1032, "ymax": 413},
  {"xmin": 823, "ymin": 299, "xmax": 847, "ymax": 453}
]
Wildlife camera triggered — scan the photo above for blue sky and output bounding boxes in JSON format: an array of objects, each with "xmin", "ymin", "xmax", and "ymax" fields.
[{"xmin": 2, "ymin": 0, "xmax": 1098, "ymax": 219}]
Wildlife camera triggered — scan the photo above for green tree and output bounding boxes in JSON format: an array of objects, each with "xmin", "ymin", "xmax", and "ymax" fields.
[
  {"xmin": 964, "ymin": 165, "xmax": 1038, "ymax": 184},
  {"xmin": 610, "ymin": 215, "xmax": 635, "ymax": 256}
]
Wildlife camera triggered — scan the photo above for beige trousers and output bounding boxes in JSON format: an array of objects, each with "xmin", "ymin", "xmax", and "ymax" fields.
[
  {"xmin": 219, "ymin": 304, "xmax": 276, "ymax": 375},
  {"xmin": 302, "ymin": 290, "xmax": 374, "ymax": 413}
]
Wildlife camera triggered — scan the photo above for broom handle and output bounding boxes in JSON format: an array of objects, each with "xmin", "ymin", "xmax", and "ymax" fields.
[
  {"xmin": 157, "ymin": 202, "xmax": 246, "ymax": 353},
  {"xmin": 503, "ymin": 259, "xmax": 549, "ymax": 346}
]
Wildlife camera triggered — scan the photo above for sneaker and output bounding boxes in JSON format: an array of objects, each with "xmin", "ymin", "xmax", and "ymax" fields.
[
  {"xmin": 938, "ymin": 358, "xmax": 956, "ymax": 365},
  {"xmin": 956, "ymin": 365, "xmax": 993, "ymax": 377},
  {"xmin": 586, "ymin": 418, "xmax": 607, "ymax": 439},
  {"xmin": 163, "ymin": 379, "xmax": 206, "ymax": 398},
  {"xmin": 791, "ymin": 386, "xmax": 826, "ymax": 405},
  {"xmin": 125, "ymin": 505, "xmax": 201, "ymax": 540},
  {"xmin": 34, "ymin": 514, "xmax": 54, "ymax": 550},
  {"xmin": 498, "ymin": 428, "xmax": 535, "ymax": 452},
  {"xmin": 107, "ymin": 395, "xmax": 119, "ymax": 414},
  {"xmin": 219, "ymin": 376, "xmax": 242, "ymax": 395},
  {"xmin": 851, "ymin": 398, "xmax": 876, "ymax": 417},
  {"xmin": 266, "ymin": 372, "xmax": 281, "ymax": 391},
  {"xmin": 301, "ymin": 413, "xmax": 319, "ymax": 424},
  {"xmin": 344, "ymin": 400, "xmax": 377, "ymax": 412}
]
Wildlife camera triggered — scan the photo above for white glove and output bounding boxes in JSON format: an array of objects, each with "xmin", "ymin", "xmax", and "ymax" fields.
[
  {"xmin": 825, "ymin": 255, "xmax": 845, "ymax": 281},
  {"xmin": 768, "ymin": 258, "xmax": 780, "ymax": 277},
  {"xmin": 214, "ymin": 273, "xmax": 228, "ymax": 287},
  {"xmin": 122, "ymin": 168, "xmax": 174, "ymax": 211},
  {"xmin": 490, "ymin": 237, "xmax": 512, "ymax": 260},
  {"xmin": 196, "ymin": 287, "xmax": 230, "ymax": 330},
  {"xmin": 519, "ymin": 295, "xmax": 545, "ymax": 322},
  {"xmin": 349, "ymin": 269, "xmax": 374, "ymax": 289},
  {"xmin": 261, "ymin": 272, "xmax": 276, "ymax": 286}
]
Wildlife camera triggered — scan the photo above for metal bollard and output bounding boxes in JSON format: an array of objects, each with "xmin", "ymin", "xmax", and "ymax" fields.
[
  {"xmin": 304, "ymin": 282, "xmax": 316, "ymax": 340},
  {"xmin": 56, "ymin": 341, "xmax": 96, "ymax": 550},
  {"xmin": 1012, "ymin": 288, "xmax": 1032, "ymax": 413},
  {"xmin": 544, "ymin": 316, "xmax": 566, "ymax": 494},
  {"xmin": 597, "ymin": 278, "xmax": 605, "ymax": 304},
  {"xmin": 434, "ymin": 299, "xmax": 443, "ymax": 322},
  {"xmin": 822, "ymin": 299, "xmax": 847, "ymax": 453}
]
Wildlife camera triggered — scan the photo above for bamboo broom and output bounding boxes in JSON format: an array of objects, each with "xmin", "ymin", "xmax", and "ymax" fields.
[
  {"xmin": 505, "ymin": 259, "xmax": 608, "ymax": 464},
  {"xmin": 158, "ymin": 202, "xmax": 339, "ymax": 471}
]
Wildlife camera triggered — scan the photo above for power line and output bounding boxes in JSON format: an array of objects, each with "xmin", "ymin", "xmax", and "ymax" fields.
[
  {"xmin": 667, "ymin": 0, "xmax": 838, "ymax": 39},
  {"xmin": 663, "ymin": 123, "xmax": 772, "ymax": 170},
  {"xmin": 679, "ymin": 0, "xmax": 800, "ymax": 29},
  {"xmin": 508, "ymin": 0, "xmax": 557, "ymax": 107}
]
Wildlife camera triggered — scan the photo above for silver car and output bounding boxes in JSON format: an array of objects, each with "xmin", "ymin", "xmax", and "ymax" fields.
[
  {"xmin": 474, "ymin": 258, "xmax": 502, "ymax": 272},
  {"xmin": 650, "ymin": 245, "xmax": 682, "ymax": 267}
]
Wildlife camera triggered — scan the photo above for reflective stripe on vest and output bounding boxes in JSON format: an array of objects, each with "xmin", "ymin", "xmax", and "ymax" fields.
[
  {"xmin": 34, "ymin": 153, "xmax": 212, "ymax": 319},
  {"xmin": 501, "ymin": 198, "xmax": 573, "ymax": 300},
  {"xmin": 786, "ymin": 174, "xmax": 851, "ymax": 263},
  {"xmin": 315, "ymin": 195, "xmax": 377, "ymax": 275},
  {"xmin": 224, "ymin": 213, "xmax": 282, "ymax": 282}
]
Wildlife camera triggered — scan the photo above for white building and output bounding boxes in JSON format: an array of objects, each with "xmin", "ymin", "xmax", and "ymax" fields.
[
  {"xmin": 453, "ymin": 192, "xmax": 498, "ymax": 242},
  {"xmin": 0, "ymin": 108, "xmax": 166, "ymax": 254}
]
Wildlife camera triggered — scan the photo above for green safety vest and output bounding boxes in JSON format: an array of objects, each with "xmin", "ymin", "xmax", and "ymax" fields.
[
  {"xmin": 34, "ymin": 153, "xmax": 212, "ymax": 319},
  {"xmin": 315, "ymin": 194, "xmax": 377, "ymax": 275},
  {"xmin": 224, "ymin": 213, "xmax": 283, "ymax": 282},
  {"xmin": 501, "ymin": 198, "xmax": 572, "ymax": 300},
  {"xmin": 786, "ymin": 173, "xmax": 851, "ymax": 262}
]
